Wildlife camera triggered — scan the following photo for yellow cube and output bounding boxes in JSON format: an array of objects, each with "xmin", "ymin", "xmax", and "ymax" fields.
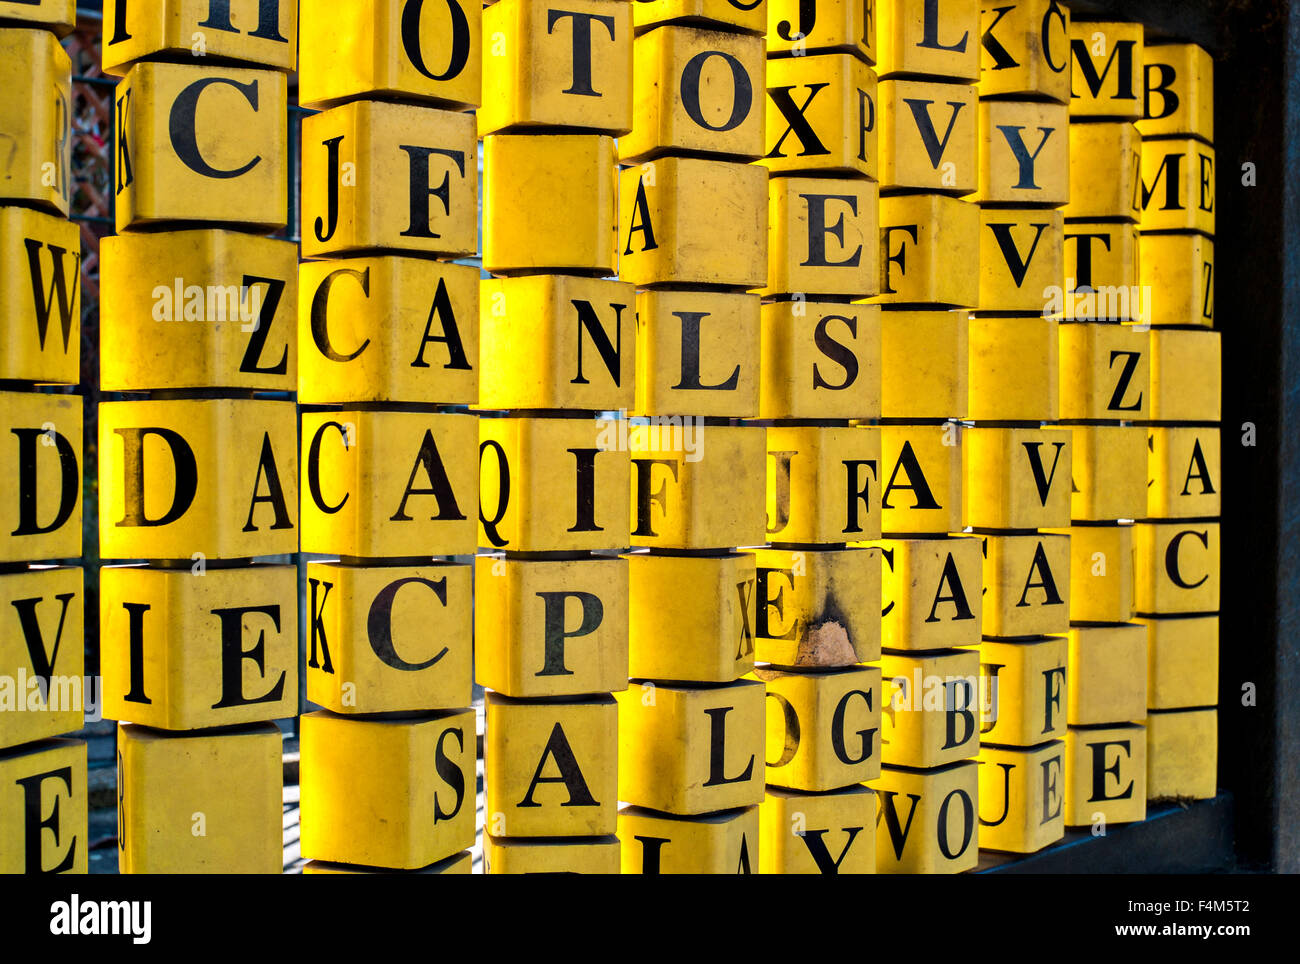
[
  {"xmin": 636, "ymin": 289, "xmax": 760, "ymax": 418},
  {"xmin": 1148, "ymin": 427, "xmax": 1220, "ymax": 520},
  {"xmin": 1141, "ymin": 614, "xmax": 1217, "ymax": 710},
  {"xmin": 974, "ymin": 99, "xmax": 1069, "ymax": 205},
  {"xmin": 876, "ymin": 536, "xmax": 983, "ymax": 649},
  {"xmin": 619, "ymin": 805, "xmax": 759, "ymax": 873},
  {"xmin": 760, "ymin": 785, "xmax": 875, "ymax": 874},
  {"xmin": 302, "ymin": 100, "xmax": 477, "ymax": 259},
  {"xmin": 977, "ymin": 0, "xmax": 1071, "ymax": 102},
  {"xmin": 1058, "ymin": 322, "xmax": 1149, "ymax": 419},
  {"xmin": 979, "ymin": 635, "xmax": 1067, "ymax": 746},
  {"xmin": 298, "ymin": 0, "xmax": 481, "ymax": 110},
  {"xmin": 761, "ymin": 52, "xmax": 877, "ymax": 179},
  {"xmin": 754, "ymin": 546, "xmax": 881, "ymax": 666},
  {"xmin": 0, "ymin": 738, "xmax": 86, "ymax": 874},
  {"xmin": 767, "ymin": 0, "xmax": 874, "ymax": 61},
  {"xmin": 0, "ymin": 0, "xmax": 75, "ymax": 36},
  {"xmin": 760, "ymin": 301, "xmax": 881, "ymax": 420},
  {"xmin": 100, "ymin": 398, "xmax": 296, "ymax": 561},
  {"xmin": 962, "ymin": 427, "xmax": 1072, "ymax": 530},
  {"xmin": 875, "ymin": 0, "xmax": 980, "ymax": 80},
  {"xmin": 0, "ymin": 390, "xmax": 81, "ymax": 563},
  {"xmin": 118, "ymin": 722, "xmax": 281, "ymax": 873},
  {"xmin": 0, "ymin": 29, "xmax": 71, "ymax": 215},
  {"xmin": 977, "ymin": 208, "xmax": 1063, "ymax": 312},
  {"xmin": 1146, "ymin": 709, "xmax": 1216, "ymax": 800},
  {"xmin": 101, "ymin": 564, "xmax": 297, "ymax": 730},
  {"xmin": 299, "ymin": 257, "xmax": 479, "ymax": 405},
  {"xmin": 880, "ymin": 423, "xmax": 962, "ymax": 536},
  {"xmin": 1069, "ymin": 20, "xmax": 1143, "ymax": 118},
  {"xmin": 1063, "ymin": 121, "xmax": 1141, "ymax": 221},
  {"xmin": 485, "ymin": 835, "xmax": 621, "ymax": 874},
  {"xmin": 303, "ymin": 852, "xmax": 472, "ymax": 874},
  {"xmin": 103, "ymin": 0, "xmax": 297, "ymax": 74},
  {"xmin": 480, "ymin": 416, "xmax": 630, "ymax": 552},
  {"xmin": 300, "ymin": 709, "xmax": 476, "ymax": 869},
  {"xmin": 1134, "ymin": 522, "xmax": 1220, "ymax": 615},
  {"xmin": 878, "ymin": 78, "xmax": 977, "ymax": 192},
  {"xmin": 639, "ymin": 0, "xmax": 767, "ymax": 35},
  {"xmin": 626, "ymin": 551, "xmax": 756, "ymax": 683},
  {"xmin": 968, "ymin": 316, "xmax": 1059, "ymax": 422},
  {"xmin": 981, "ymin": 533, "xmax": 1069, "ymax": 638},
  {"xmin": 114, "ymin": 62, "xmax": 287, "ymax": 232},
  {"xmin": 1149, "ymin": 328, "xmax": 1221, "ymax": 422},
  {"xmin": 1055, "ymin": 523, "xmax": 1134, "ymax": 623},
  {"xmin": 476, "ymin": 554, "xmax": 628, "ymax": 697},
  {"xmin": 1067, "ymin": 624, "xmax": 1147, "ymax": 726},
  {"xmin": 617, "ymin": 679, "xmax": 765, "ymax": 815},
  {"xmin": 0, "ymin": 567, "xmax": 84, "ymax": 750},
  {"xmin": 1063, "ymin": 723, "xmax": 1146, "ymax": 826},
  {"xmin": 764, "ymin": 175, "xmax": 878, "ymax": 299},
  {"xmin": 765, "ymin": 424, "xmax": 881, "ymax": 543},
  {"xmin": 880, "ymin": 648, "xmax": 980, "ymax": 768},
  {"xmin": 304, "ymin": 561, "xmax": 472, "ymax": 713},
  {"xmin": 879, "ymin": 309, "xmax": 968, "ymax": 418},
  {"xmin": 480, "ymin": 275, "xmax": 635, "ymax": 412},
  {"xmin": 874, "ymin": 760, "xmax": 979, "ymax": 873},
  {"xmin": 877, "ymin": 193, "xmax": 979, "ymax": 306},
  {"xmin": 760, "ymin": 665, "xmax": 881, "ymax": 790},
  {"xmin": 1140, "ymin": 233, "xmax": 1214, "ymax": 328},
  {"xmin": 977, "ymin": 741, "xmax": 1065, "ymax": 854},
  {"xmin": 0, "ymin": 208, "xmax": 81, "ymax": 385},
  {"xmin": 1139, "ymin": 43, "xmax": 1214, "ymax": 142},
  {"xmin": 1068, "ymin": 424, "xmax": 1147, "ymax": 522},
  {"xmin": 623, "ymin": 24, "xmax": 763, "ymax": 161},
  {"xmin": 1063, "ymin": 223, "xmax": 1141, "ymax": 318},
  {"xmin": 1140, "ymin": 138, "xmax": 1215, "ymax": 235},
  {"xmin": 101, "ymin": 230, "xmax": 296, "ymax": 393},
  {"xmin": 300, "ymin": 409, "xmax": 475, "ymax": 558}
]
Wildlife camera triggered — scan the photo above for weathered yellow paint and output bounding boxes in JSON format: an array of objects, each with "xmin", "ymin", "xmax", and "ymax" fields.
[
  {"xmin": 0, "ymin": 208, "xmax": 81, "ymax": 385},
  {"xmin": 484, "ymin": 693, "xmax": 618, "ymax": 837},
  {"xmin": 975, "ymin": 100, "xmax": 1069, "ymax": 205},
  {"xmin": 879, "ymin": 423, "xmax": 962, "ymax": 536},
  {"xmin": 0, "ymin": 390, "xmax": 81, "ymax": 563},
  {"xmin": 101, "ymin": 564, "xmax": 298, "ymax": 730},
  {"xmin": 0, "ymin": 29, "xmax": 71, "ymax": 215},
  {"xmin": 978, "ymin": 208, "xmax": 1064, "ymax": 312},
  {"xmin": 764, "ymin": 175, "xmax": 878, "ymax": 299},
  {"xmin": 760, "ymin": 301, "xmax": 880, "ymax": 420},
  {"xmin": 303, "ymin": 852, "xmax": 472, "ymax": 874},
  {"xmin": 1069, "ymin": 20, "xmax": 1143, "ymax": 119},
  {"xmin": 978, "ymin": 635, "xmax": 1068, "ymax": 746},
  {"xmin": 480, "ymin": 275, "xmax": 635, "ymax": 412},
  {"xmin": 1063, "ymin": 224, "xmax": 1141, "ymax": 318},
  {"xmin": 619, "ymin": 804, "xmax": 760, "ymax": 874},
  {"xmin": 638, "ymin": 0, "xmax": 768, "ymax": 35},
  {"xmin": 300, "ymin": 409, "xmax": 475, "ymax": 558},
  {"xmin": 876, "ymin": 194, "xmax": 978, "ymax": 306},
  {"xmin": 1052, "ymin": 523, "xmax": 1134, "ymax": 624},
  {"xmin": 1057, "ymin": 321, "xmax": 1149, "ymax": 420},
  {"xmin": 879, "ymin": 648, "xmax": 980, "ymax": 768},
  {"xmin": 0, "ymin": 567, "xmax": 83, "ymax": 749},
  {"xmin": 753, "ymin": 546, "xmax": 881, "ymax": 667},
  {"xmin": 879, "ymin": 309, "xmax": 968, "ymax": 418},
  {"xmin": 103, "ymin": 0, "xmax": 298, "ymax": 75},
  {"xmin": 0, "ymin": 0, "xmax": 75, "ymax": 36},
  {"xmin": 759, "ymin": 665, "xmax": 881, "ymax": 790},
  {"xmin": 875, "ymin": 0, "xmax": 980, "ymax": 80},
  {"xmin": 1148, "ymin": 427, "xmax": 1220, "ymax": 520},
  {"xmin": 0, "ymin": 738, "xmax": 85, "ymax": 874},
  {"xmin": 1139, "ymin": 43, "xmax": 1214, "ymax": 142},
  {"xmin": 1067, "ymin": 623, "xmax": 1147, "ymax": 726},
  {"xmin": 304, "ymin": 561, "xmax": 472, "ymax": 713},
  {"xmin": 968, "ymin": 316, "xmax": 1059, "ymax": 422},
  {"xmin": 114, "ymin": 62, "xmax": 287, "ymax": 232},
  {"xmin": 1068, "ymin": 424, "xmax": 1147, "ymax": 523},
  {"xmin": 977, "ymin": 0, "xmax": 1071, "ymax": 103},
  {"xmin": 484, "ymin": 835, "xmax": 621, "ymax": 874},
  {"xmin": 1134, "ymin": 522, "xmax": 1220, "ymax": 615},
  {"xmin": 874, "ymin": 760, "xmax": 979, "ymax": 873},
  {"xmin": 118, "ymin": 722, "xmax": 280, "ymax": 873},
  {"xmin": 766, "ymin": 0, "xmax": 874, "ymax": 62},
  {"xmin": 878, "ymin": 79, "xmax": 977, "ymax": 193},
  {"xmin": 977, "ymin": 741, "xmax": 1065, "ymax": 854},
  {"xmin": 760, "ymin": 52, "xmax": 877, "ymax": 179},
  {"xmin": 1140, "ymin": 614, "xmax": 1218, "ymax": 710},
  {"xmin": 1064, "ymin": 121, "xmax": 1142, "ymax": 221},
  {"xmin": 760, "ymin": 785, "xmax": 875, "ymax": 874},
  {"xmin": 981, "ymin": 533, "xmax": 1069, "ymax": 639},
  {"xmin": 476, "ymin": 554, "xmax": 628, "ymax": 697},
  {"xmin": 617, "ymin": 679, "xmax": 765, "ymax": 815},
  {"xmin": 765, "ymin": 424, "xmax": 881, "ymax": 543},
  {"xmin": 1063, "ymin": 723, "xmax": 1146, "ymax": 827},
  {"xmin": 1146, "ymin": 708, "xmax": 1216, "ymax": 800},
  {"xmin": 1148, "ymin": 328, "xmax": 1221, "ymax": 422},
  {"xmin": 1140, "ymin": 138, "xmax": 1215, "ymax": 235},
  {"xmin": 874, "ymin": 536, "xmax": 983, "ymax": 650},
  {"xmin": 962, "ymin": 427, "xmax": 1072, "ymax": 531},
  {"xmin": 1140, "ymin": 232, "xmax": 1214, "ymax": 328},
  {"xmin": 300, "ymin": 709, "xmax": 476, "ymax": 870}
]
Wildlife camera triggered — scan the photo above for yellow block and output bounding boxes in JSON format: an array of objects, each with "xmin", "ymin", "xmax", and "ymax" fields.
[
  {"xmin": 1139, "ymin": 43, "xmax": 1214, "ymax": 142},
  {"xmin": 875, "ymin": 536, "xmax": 983, "ymax": 650},
  {"xmin": 754, "ymin": 546, "xmax": 881, "ymax": 667},
  {"xmin": 979, "ymin": 635, "xmax": 1067, "ymax": 746},
  {"xmin": 301, "ymin": 100, "xmax": 477, "ymax": 259},
  {"xmin": 1068, "ymin": 20, "xmax": 1143, "ymax": 119},
  {"xmin": 1063, "ymin": 121, "xmax": 1141, "ymax": 221},
  {"xmin": 484, "ymin": 694, "xmax": 618, "ymax": 838},
  {"xmin": 298, "ymin": 0, "xmax": 481, "ymax": 110},
  {"xmin": 476, "ymin": 554, "xmax": 628, "ymax": 697},
  {"xmin": 761, "ymin": 52, "xmax": 878, "ymax": 179},
  {"xmin": 300, "ymin": 409, "xmax": 475, "ymax": 558},
  {"xmin": 760, "ymin": 301, "xmax": 881, "ymax": 421},
  {"xmin": 879, "ymin": 309, "xmax": 968, "ymax": 418},
  {"xmin": 100, "ymin": 230, "xmax": 296, "ymax": 393},
  {"xmin": 617, "ymin": 679, "xmax": 765, "ymax": 815},
  {"xmin": 623, "ymin": 24, "xmax": 764, "ymax": 161},
  {"xmin": 0, "ymin": 208, "xmax": 80, "ymax": 385},
  {"xmin": 304, "ymin": 561, "xmax": 472, "ymax": 713},
  {"xmin": 880, "ymin": 423, "xmax": 962, "ymax": 536},
  {"xmin": 875, "ymin": 0, "xmax": 980, "ymax": 80},
  {"xmin": 0, "ymin": 0, "xmax": 75, "ymax": 35},
  {"xmin": 1148, "ymin": 426, "xmax": 1220, "ymax": 520},
  {"xmin": 962, "ymin": 427, "xmax": 1072, "ymax": 530},
  {"xmin": 619, "ymin": 805, "xmax": 759, "ymax": 873},
  {"xmin": 0, "ymin": 568, "xmax": 83, "ymax": 750},
  {"xmin": 878, "ymin": 79, "xmax": 977, "ymax": 193},
  {"xmin": 880, "ymin": 648, "xmax": 980, "ymax": 768},
  {"xmin": 0, "ymin": 29, "xmax": 71, "ymax": 215},
  {"xmin": 1134, "ymin": 522, "xmax": 1220, "ymax": 615},
  {"xmin": 635, "ymin": 289, "xmax": 760, "ymax": 419},
  {"xmin": 974, "ymin": 99, "xmax": 1069, "ymax": 205},
  {"xmin": 977, "ymin": 0, "xmax": 1071, "ymax": 103},
  {"xmin": 118, "ymin": 722, "xmax": 280, "ymax": 873},
  {"xmin": 977, "ymin": 741, "xmax": 1065, "ymax": 854},
  {"xmin": 101, "ymin": 564, "xmax": 297, "ymax": 730},
  {"xmin": 767, "ymin": 0, "xmax": 875, "ymax": 62},
  {"xmin": 1057, "ymin": 321, "xmax": 1149, "ymax": 419},
  {"xmin": 764, "ymin": 174, "xmax": 878, "ymax": 299},
  {"xmin": 303, "ymin": 852, "xmax": 472, "ymax": 874},
  {"xmin": 968, "ymin": 316, "xmax": 1059, "ymax": 422},
  {"xmin": 1149, "ymin": 328, "xmax": 1221, "ymax": 422},
  {"xmin": 877, "ymin": 193, "xmax": 979, "ymax": 306},
  {"xmin": 1140, "ymin": 233, "xmax": 1214, "ymax": 328},
  {"xmin": 0, "ymin": 390, "xmax": 82, "ymax": 563},
  {"xmin": 761, "ymin": 665, "xmax": 881, "ymax": 790},
  {"xmin": 1140, "ymin": 614, "xmax": 1218, "ymax": 710},
  {"xmin": 1063, "ymin": 723, "xmax": 1146, "ymax": 827},
  {"xmin": 1140, "ymin": 138, "xmax": 1215, "ymax": 235},
  {"xmin": 766, "ymin": 424, "xmax": 881, "ymax": 543},
  {"xmin": 638, "ymin": 0, "xmax": 767, "ymax": 35},
  {"xmin": 626, "ymin": 551, "xmax": 755, "ymax": 683},
  {"xmin": 0, "ymin": 738, "xmax": 86, "ymax": 873},
  {"xmin": 1147, "ymin": 708, "xmax": 1216, "ymax": 800},
  {"xmin": 977, "ymin": 207, "xmax": 1063, "ymax": 312},
  {"xmin": 630, "ymin": 422, "xmax": 766, "ymax": 549},
  {"xmin": 479, "ymin": 416, "xmax": 630, "ymax": 553},
  {"xmin": 760, "ymin": 785, "xmax": 876, "ymax": 874},
  {"xmin": 1068, "ymin": 424, "xmax": 1147, "ymax": 523},
  {"xmin": 103, "ymin": 0, "xmax": 298, "ymax": 74},
  {"xmin": 484, "ymin": 835, "xmax": 621, "ymax": 874},
  {"xmin": 981, "ymin": 533, "xmax": 1069, "ymax": 638},
  {"xmin": 1062, "ymin": 223, "xmax": 1141, "ymax": 318},
  {"xmin": 114, "ymin": 62, "xmax": 287, "ymax": 232},
  {"xmin": 1067, "ymin": 623, "xmax": 1147, "ymax": 726},
  {"xmin": 298, "ymin": 257, "xmax": 479, "ymax": 405},
  {"xmin": 1055, "ymin": 523, "xmax": 1134, "ymax": 623},
  {"xmin": 874, "ymin": 760, "xmax": 979, "ymax": 873},
  {"xmin": 480, "ymin": 275, "xmax": 635, "ymax": 412},
  {"xmin": 300, "ymin": 709, "xmax": 476, "ymax": 869}
]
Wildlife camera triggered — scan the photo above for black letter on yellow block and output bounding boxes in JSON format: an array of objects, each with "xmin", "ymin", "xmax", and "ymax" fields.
[
  {"xmin": 800, "ymin": 827, "xmax": 863, "ymax": 874},
  {"xmin": 536, "ymin": 591, "xmax": 603, "ymax": 677},
  {"xmin": 883, "ymin": 441, "xmax": 940, "ymax": 511},
  {"xmin": 391, "ymin": 430, "xmax": 467, "ymax": 522},
  {"xmin": 307, "ymin": 422, "xmax": 350, "ymax": 514},
  {"xmin": 878, "ymin": 790, "xmax": 922, "ymax": 859},
  {"xmin": 943, "ymin": 678, "xmax": 975, "ymax": 750},
  {"xmin": 1181, "ymin": 438, "xmax": 1217, "ymax": 496},
  {"xmin": 1016, "ymin": 541, "xmax": 1063, "ymax": 608},
  {"xmin": 767, "ymin": 85, "xmax": 830, "ymax": 159},
  {"xmin": 702, "ymin": 705, "xmax": 755, "ymax": 786},
  {"xmin": 11, "ymin": 428, "xmax": 78, "ymax": 537},
  {"xmin": 238, "ymin": 275, "xmax": 288, "ymax": 375},
  {"xmin": 399, "ymin": 145, "xmax": 467, "ymax": 239},
  {"xmin": 547, "ymin": 8, "xmax": 616, "ymax": 97},
  {"xmin": 307, "ymin": 579, "xmax": 334, "ymax": 674},
  {"xmin": 122, "ymin": 601, "xmax": 152, "ymax": 704},
  {"xmin": 412, "ymin": 279, "xmax": 471, "ymax": 370},
  {"xmin": 572, "ymin": 300, "xmax": 624, "ymax": 386},
  {"xmin": 479, "ymin": 440, "xmax": 510, "ymax": 547},
  {"xmin": 1042, "ymin": 666, "xmax": 1065, "ymax": 734},
  {"xmin": 672, "ymin": 311, "xmax": 738, "ymax": 391},
  {"xmin": 1165, "ymin": 529, "xmax": 1209, "ymax": 589},
  {"xmin": 243, "ymin": 433, "xmax": 294, "ymax": 532},
  {"xmin": 978, "ymin": 760, "xmax": 1014, "ymax": 827},
  {"xmin": 681, "ymin": 51, "xmax": 752, "ymax": 132},
  {"xmin": 624, "ymin": 177, "xmax": 658, "ymax": 255},
  {"xmin": 170, "ymin": 77, "xmax": 262, "ymax": 179},
  {"xmin": 311, "ymin": 266, "xmax": 371, "ymax": 361},
  {"xmin": 369, "ymin": 577, "xmax": 449, "ymax": 671},
  {"xmin": 755, "ymin": 567, "xmax": 796, "ymax": 641},
  {"xmin": 765, "ymin": 691, "xmax": 800, "ymax": 767},
  {"xmin": 813, "ymin": 313, "xmax": 859, "ymax": 390},
  {"xmin": 518, "ymin": 723, "xmax": 600, "ymax": 807},
  {"xmin": 631, "ymin": 458, "xmax": 677, "ymax": 537},
  {"xmin": 402, "ymin": 0, "xmax": 471, "ymax": 82},
  {"xmin": 831, "ymin": 689, "xmax": 875, "ymax": 765},
  {"xmin": 211, "ymin": 604, "xmax": 286, "ymax": 709},
  {"xmin": 315, "ymin": 135, "xmax": 344, "ymax": 244},
  {"xmin": 24, "ymin": 239, "xmax": 79, "ymax": 353},
  {"xmin": 15, "ymin": 767, "xmax": 76, "ymax": 874},
  {"xmin": 434, "ymin": 725, "xmax": 466, "ymax": 821},
  {"xmin": 936, "ymin": 788, "xmax": 975, "ymax": 859},
  {"xmin": 1087, "ymin": 739, "xmax": 1133, "ymax": 802},
  {"xmin": 1021, "ymin": 440, "xmax": 1066, "ymax": 505},
  {"xmin": 198, "ymin": 0, "xmax": 288, "ymax": 42},
  {"xmin": 11, "ymin": 592, "xmax": 74, "ymax": 694},
  {"xmin": 800, "ymin": 193, "xmax": 862, "ymax": 268},
  {"xmin": 925, "ymin": 553, "xmax": 976, "ymax": 623},
  {"xmin": 114, "ymin": 427, "xmax": 197, "ymax": 528}
]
